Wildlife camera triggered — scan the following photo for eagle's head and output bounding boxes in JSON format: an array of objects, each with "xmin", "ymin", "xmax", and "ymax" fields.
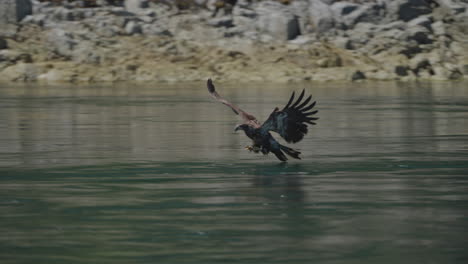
[{"xmin": 234, "ymin": 124, "xmax": 249, "ymax": 132}]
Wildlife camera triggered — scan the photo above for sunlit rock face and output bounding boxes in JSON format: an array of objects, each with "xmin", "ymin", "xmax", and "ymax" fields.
[
  {"xmin": 0, "ymin": 0, "xmax": 468, "ymax": 82},
  {"xmin": 0, "ymin": 0, "xmax": 32, "ymax": 24}
]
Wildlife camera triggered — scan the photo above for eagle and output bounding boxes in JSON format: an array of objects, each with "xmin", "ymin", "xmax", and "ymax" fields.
[{"xmin": 207, "ymin": 79, "xmax": 318, "ymax": 161}]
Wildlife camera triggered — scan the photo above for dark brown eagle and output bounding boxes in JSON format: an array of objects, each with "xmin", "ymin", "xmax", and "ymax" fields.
[{"xmin": 207, "ymin": 79, "xmax": 318, "ymax": 161}]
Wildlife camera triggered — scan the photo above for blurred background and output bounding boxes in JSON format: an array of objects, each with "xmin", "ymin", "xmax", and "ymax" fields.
[{"xmin": 1, "ymin": 0, "xmax": 468, "ymax": 83}]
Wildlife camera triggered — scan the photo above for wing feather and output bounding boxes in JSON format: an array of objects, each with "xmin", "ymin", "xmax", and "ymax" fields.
[
  {"xmin": 290, "ymin": 89, "xmax": 305, "ymax": 108},
  {"xmin": 282, "ymin": 91, "xmax": 295, "ymax": 110},
  {"xmin": 207, "ymin": 79, "xmax": 260, "ymax": 127},
  {"xmin": 297, "ymin": 95, "xmax": 312, "ymax": 110},
  {"xmin": 300, "ymin": 101, "xmax": 316, "ymax": 112},
  {"xmin": 261, "ymin": 90, "xmax": 318, "ymax": 143}
]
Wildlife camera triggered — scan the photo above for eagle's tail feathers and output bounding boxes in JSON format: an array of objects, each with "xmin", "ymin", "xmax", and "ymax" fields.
[{"xmin": 280, "ymin": 145, "xmax": 301, "ymax": 160}]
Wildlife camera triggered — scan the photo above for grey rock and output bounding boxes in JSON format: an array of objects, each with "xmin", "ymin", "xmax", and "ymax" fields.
[
  {"xmin": 409, "ymin": 53, "xmax": 431, "ymax": 69},
  {"xmin": 21, "ymin": 13, "xmax": 47, "ymax": 26},
  {"xmin": 450, "ymin": 41, "xmax": 466, "ymax": 55},
  {"xmin": 395, "ymin": 65, "xmax": 410, "ymax": 76},
  {"xmin": 331, "ymin": 2, "xmax": 359, "ymax": 16},
  {"xmin": 47, "ymin": 28, "xmax": 78, "ymax": 58},
  {"xmin": 143, "ymin": 9, "xmax": 157, "ymax": 17},
  {"xmin": 288, "ymin": 35, "xmax": 316, "ymax": 45},
  {"xmin": 351, "ymin": 70, "xmax": 366, "ymax": 81},
  {"xmin": 207, "ymin": 17, "xmax": 234, "ymax": 28},
  {"xmin": 400, "ymin": 41, "xmax": 423, "ymax": 57},
  {"xmin": 140, "ymin": 15, "xmax": 156, "ymax": 23},
  {"xmin": 436, "ymin": 0, "xmax": 466, "ymax": 14},
  {"xmin": 0, "ymin": 38, "xmax": 7, "ymax": 50},
  {"xmin": 96, "ymin": 25, "xmax": 120, "ymax": 37},
  {"xmin": 461, "ymin": 64, "xmax": 468, "ymax": 75},
  {"xmin": 378, "ymin": 27, "xmax": 406, "ymax": 39},
  {"xmin": 385, "ymin": 0, "xmax": 433, "ymax": 22},
  {"xmin": 432, "ymin": 64, "xmax": 463, "ymax": 79},
  {"xmin": 378, "ymin": 21, "xmax": 406, "ymax": 31},
  {"xmin": 407, "ymin": 15, "xmax": 433, "ymax": 29},
  {"xmin": 53, "ymin": 7, "xmax": 75, "ymax": 21},
  {"xmin": 125, "ymin": 21, "xmax": 142, "ymax": 35},
  {"xmin": 308, "ymin": 0, "xmax": 335, "ymax": 33},
  {"xmin": 256, "ymin": 2, "xmax": 301, "ymax": 41},
  {"xmin": 0, "ymin": 63, "xmax": 39, "ymax": 82},
  {"xmin": 232, "ymin": 15, "xmax": 256, "ymax": 34},
  {"xmin": 93, "ymin": 17, "xmax": 124, "ymax": 37},
  {"xmin": 125, "ymin": 0, "xmax": 149, "ymax": 14},
  {"xmin": 0, "ymin": 0, "xmax": 33, "ymax": 24},
  {"xmin": 405, "ymin": 25, "xmax": 432, "ymax": 44},
  {"xmin": 333, "ymin": 36, "xmax": 352, "ymax": 49},
  {"xmin": 340, "ymin": 3, "xmax": 385, "ymax": 29},
  {"xmin": 96, "ymin": 0, "xmax": 115, "ymax": 7},
  {"xmin": 290, "ymin": 0, "xmax": 311, "ymax": 34},
  {"xmin": 431, "ymin": 21, "xmax": 446, "ymax": 36},
  {"xmin": 347, "ymin": 23, "xmax": 376, "ymax": 48},
  {"xmin": 141, "ymin": 24, "xmax": 172, "ymax": 36},
  {"xmin": 72, "ymin": 42, "xmax": 101, "ymax": 64},
  {"xmin": 0, "ymin": 50, "xmax": 32, "ymax": 63},
  {"xmin": 233, "ymin": 6, "xmax": 257, "ymax": 19}
]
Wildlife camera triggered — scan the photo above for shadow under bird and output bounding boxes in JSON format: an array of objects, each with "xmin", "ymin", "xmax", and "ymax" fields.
[{"xmin": 207, "ymin": 79, "xmax": 319, "ymax": 161}]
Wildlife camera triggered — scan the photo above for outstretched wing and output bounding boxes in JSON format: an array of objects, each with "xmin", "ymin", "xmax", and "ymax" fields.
[
  {"xmin": 207, "ymin": 79, "xmax": 260, "ymax": 127},
  {"xmin": 261, "ymin": 89, "xmax": 318, "ymax": 143}
]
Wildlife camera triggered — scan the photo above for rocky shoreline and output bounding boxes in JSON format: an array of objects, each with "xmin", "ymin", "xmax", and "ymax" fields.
[{"xmin": 1, "ymin": 0, "xmax": 468, "ymax": 83}]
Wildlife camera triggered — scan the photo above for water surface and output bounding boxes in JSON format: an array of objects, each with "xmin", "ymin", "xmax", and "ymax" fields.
[{"xmin": 1, "ymin": 81, "xmax": 467, "ymax": 263}]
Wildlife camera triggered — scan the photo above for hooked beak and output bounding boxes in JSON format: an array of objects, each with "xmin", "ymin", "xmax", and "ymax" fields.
[{"xmin": 234, "ymin": 125, "xmax": 241, "ymax": 132}]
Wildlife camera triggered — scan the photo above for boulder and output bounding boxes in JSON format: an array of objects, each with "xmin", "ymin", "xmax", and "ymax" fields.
[
  {"xmin": 308, "ymin": 0, "xmax": 336, "ymax": 33},
  {"xmin": 339, "ymin": 3, "xmax": 385, "ymax": 29},
  {"xmin": 47, "ymin": 28, "xmax": 78, "ymax": 58},
  {"xmin": 0, "ymin": 50, "xmax": 32, "ymax": 63},
  {"xmin": 405, "ymin": 25, "xmax": 433, "ymax": 44},
  {"xmin": 409, "ymin": 53, "xmax": 432, "ymax": 72},
  {"xmin": 395, "ymin": 65, "xmax": 410, "ymax": 76},
  {"xmin": 0, "ymin": 38, "xmax": 7, "ymax": 50},
  {"xmin": 289, "ymin": 0, "xmax": 312, "ymax": 34},
  {"xmin": 125, "ymin": 21, "xmax": 142, "ymax": 35},
  {"xmin": 21, "ymin": 13, "xmax": 47, "ymax": 26},
  {"xmin": 461, "ymin": 64, "xmax": 468, "ymax": 75},
  {"xmin": 125, "ymin": 0, "xmax": 149, "ymax": 14},
  {"xmin": 53, "ymin": 7, "xmax": 75, "ymax": 21},
  {"xmin": 0, "ymin": 0, "xmax": 32, "ymax": 24},
  {"xmin": 432, "ymin": 64, "xmax": 463, "ymax": 80},
  {"xmin": 431, "ymin": 20, "xmax": 446, "ymax": 36},
  {"xmin": 233, "ymin": 6, "xmax": 258, "ymax": 19},
  {"xmin": 436, "ymin": 0, "xmax": 466, "ymax": 14},
  {"xmin": 332, "ymin": 36, "xmax": 352, "ymax": 49},
  {"xmin": 385, "ymin": 0, "xmax": 433, "ymax": 22},
  {"xmin": 72, "ymin": 42, "xmax": 101, "ymax": 64},
  {"xmin": 207, "ymin": 17, "xmax": 234, "ymax": 28},
  {"xmin": 0, "ymin": 63, "xmax": 39, "ymax": 82},
  {"xmin": 331, "ymin": 2, "xmax": 359, "ymax": 16},
  {"xmin": 37, "ymin": 68, "xmax": 76, "ymax": 83},
  {"xmin": 256, "ymin": 2, "xmax": 301, "ymax": 41},
  {"xmin": 351, "ymin": 70, "xmax": 366, "ymax": 81},
  {"xmin": 407, "ymin": 15, "xmax": 433, "ymax": 29}
]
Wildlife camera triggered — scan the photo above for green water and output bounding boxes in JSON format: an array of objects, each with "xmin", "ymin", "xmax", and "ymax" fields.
[{"xmin": 0, "ymin": 81, "xmax": 467, "ymax": 263}]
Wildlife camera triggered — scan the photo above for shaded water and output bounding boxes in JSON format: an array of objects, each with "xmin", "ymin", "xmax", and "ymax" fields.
[{"xmin": 0, "ymin": 81, "xmax": 467, "ymax": 263}]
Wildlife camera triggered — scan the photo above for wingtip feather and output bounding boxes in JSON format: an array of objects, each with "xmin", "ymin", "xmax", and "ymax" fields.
[
  {"xmin": 291, "ymin": 89, "xmax": 305, "ymax": 108},
  {"xmin": 207, "ymin": 78, "xmax": 215, "ymax": 93},
  {"xmin": 283, "ymin": 91, "xmax": 295, "ymax": 110}
]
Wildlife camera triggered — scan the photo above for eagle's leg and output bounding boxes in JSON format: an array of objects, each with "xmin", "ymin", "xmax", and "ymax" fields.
[{"xmin": 245, "ymin": 145, "xmax": 261, "ymax": 153}]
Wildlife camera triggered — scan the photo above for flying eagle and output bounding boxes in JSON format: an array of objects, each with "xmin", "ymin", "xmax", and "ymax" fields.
[{"xmin": 207, "ymin": 79, "xmax": 318, "ymax": 161}]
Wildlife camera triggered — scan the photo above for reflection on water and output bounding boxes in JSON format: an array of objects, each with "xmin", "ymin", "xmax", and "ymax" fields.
[{"xmin": 0, "ymin": 81, "xmax": 467, "ymax": 263}]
